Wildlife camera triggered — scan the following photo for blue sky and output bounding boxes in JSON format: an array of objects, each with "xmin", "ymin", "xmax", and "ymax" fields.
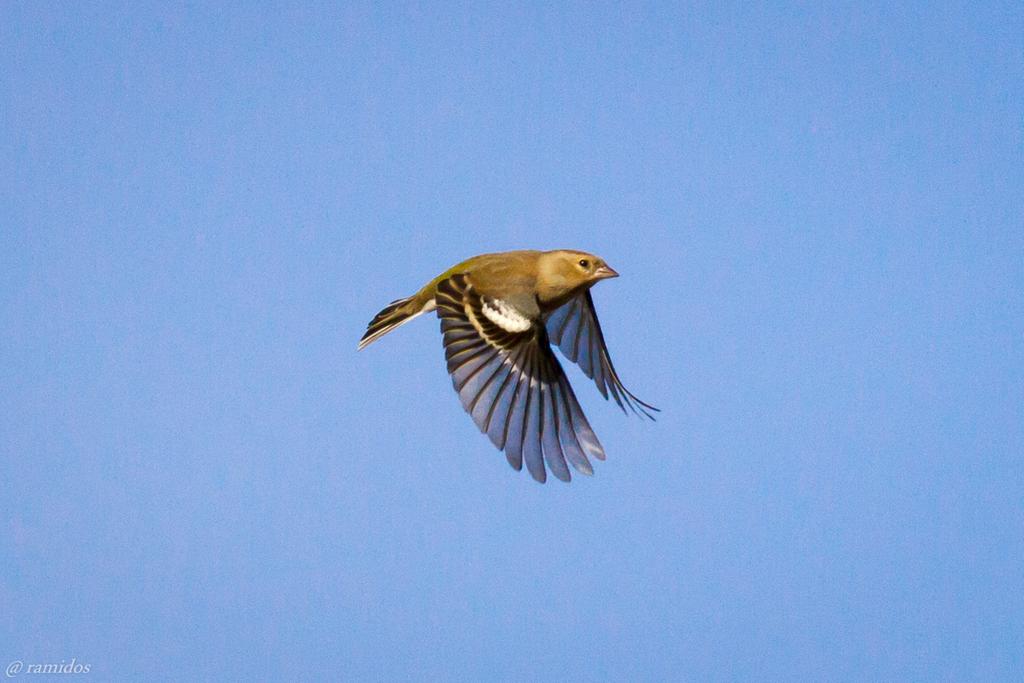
[{"xmin": 2, "ymin": 2, "xmax": 1021, "ymax": 680}]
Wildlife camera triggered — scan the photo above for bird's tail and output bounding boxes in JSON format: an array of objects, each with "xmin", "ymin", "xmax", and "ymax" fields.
[{"xmin": 358, "ymin": 295, "xmax": 431, "ymax": 350}]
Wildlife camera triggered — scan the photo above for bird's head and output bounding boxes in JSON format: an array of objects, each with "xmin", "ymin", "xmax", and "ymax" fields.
[{"xmin": 536, "ymin": 250, "xmax": 619, "ymax": 306}]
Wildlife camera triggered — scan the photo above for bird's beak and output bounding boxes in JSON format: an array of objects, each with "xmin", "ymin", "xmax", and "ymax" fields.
[{"xmin": 594, "ymin": 264, "xmax": 619, "ymax": 280}]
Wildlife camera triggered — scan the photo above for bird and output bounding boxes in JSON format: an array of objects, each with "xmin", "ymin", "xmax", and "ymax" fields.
[{"xmin": 358, "ymin": 249, "xmax": 657, "ymax": 483}]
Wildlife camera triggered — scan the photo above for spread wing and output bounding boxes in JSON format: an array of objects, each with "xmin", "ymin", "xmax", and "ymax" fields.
[
  {"xmin": 544, "ymin": 291, "xmax": 659, "ymax": 419},
  {"xmin": 435, "ymin": 274, "xmax": 605, "ymax": 483}
]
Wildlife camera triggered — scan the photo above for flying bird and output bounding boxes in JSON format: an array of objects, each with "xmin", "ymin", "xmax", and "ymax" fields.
[{"xmin": 358, "ymin": 250, "xmax": 657, "ymax": 483}]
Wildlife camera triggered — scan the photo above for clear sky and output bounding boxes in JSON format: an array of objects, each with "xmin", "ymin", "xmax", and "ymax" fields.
[{"xmin": 2, "ymin": 2, "xmax": 1022, "ymax": 680}]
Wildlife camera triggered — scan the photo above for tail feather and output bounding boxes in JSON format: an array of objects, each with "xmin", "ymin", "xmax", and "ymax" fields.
[{"xmin": 358, "ymin": 295, "xmax": 431, "ymax": 350}]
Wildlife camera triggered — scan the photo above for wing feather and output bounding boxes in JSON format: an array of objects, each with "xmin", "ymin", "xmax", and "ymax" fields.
[
  {"xmin": 539, "ymin": 368, "xmax": 571, "ymax": 482},
  {"xmin": 436, "ymin": 275, "xmax": 612, "ymax": 482},
  {"xmin": 545, "ymin": 291, "xmax": 659, "ymax": 419}
]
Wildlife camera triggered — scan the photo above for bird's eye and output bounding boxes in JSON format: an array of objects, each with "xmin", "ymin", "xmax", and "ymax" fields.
[{"xmin": 578, "ymin": 259, "xmax": 590, "ymax": 269}]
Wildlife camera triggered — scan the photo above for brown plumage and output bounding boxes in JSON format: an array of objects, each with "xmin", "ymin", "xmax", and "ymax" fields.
[{"xmin": 359, "ymin": 249, "xmax": 657, "ymax": 483}]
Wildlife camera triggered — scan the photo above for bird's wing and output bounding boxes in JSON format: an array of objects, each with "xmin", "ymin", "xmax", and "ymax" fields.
[
  {"xmin": 544, "ymin": 291, "xmax": 659, "ymax": 419},
  {"xmin": 435, "ymin": 274, "xmax": 605, "ymax": 483}
]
